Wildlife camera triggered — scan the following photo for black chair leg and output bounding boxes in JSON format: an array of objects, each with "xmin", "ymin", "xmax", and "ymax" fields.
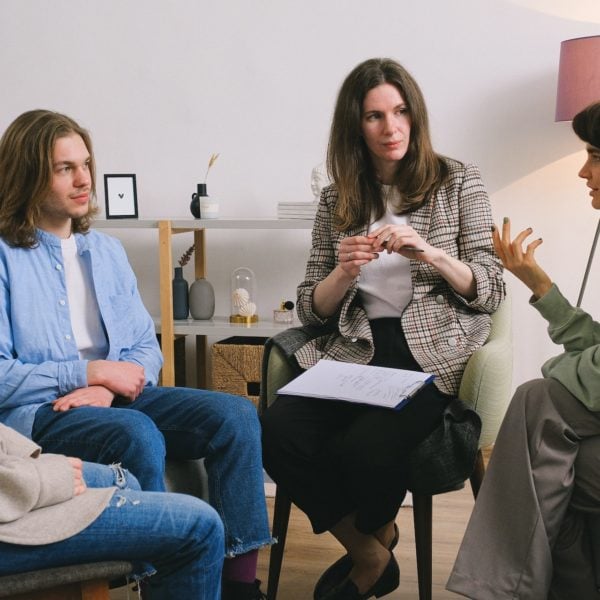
[
  {"xmin": 267, "ymin": 488, "xmax": 292, "ymax": 600},
  {"xmin": 413, "ymin": 493, "xmax": 433, "ymax": 600},
  {"xmin": 469, "ymin": 449, "xmax": 485, "ymax": 499}
]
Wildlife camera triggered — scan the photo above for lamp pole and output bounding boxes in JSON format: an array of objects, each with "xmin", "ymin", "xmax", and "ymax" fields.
[{"xmin": 577, "ymin": 218, "xmax": 600, "ymax": 307}]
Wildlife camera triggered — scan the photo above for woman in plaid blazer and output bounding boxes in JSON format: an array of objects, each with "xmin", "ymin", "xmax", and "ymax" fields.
[{"xmin": 262, "ymin": 58, "xmax": 505, "ymax": 600}]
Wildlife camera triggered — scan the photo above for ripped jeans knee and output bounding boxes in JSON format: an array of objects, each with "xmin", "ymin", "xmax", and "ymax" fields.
[
  {"xmin": 82, "ymin": 461, "xmax": 142, "ymax": 490},
  {"xmin": 109, "ymin": 463, "xmax": 142, "ymax": 490}
]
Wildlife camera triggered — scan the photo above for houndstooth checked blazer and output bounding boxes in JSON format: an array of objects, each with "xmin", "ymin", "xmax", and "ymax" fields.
[{"xmin": 295, "ymin": 157, "xmax": 506, "ymax": 396}]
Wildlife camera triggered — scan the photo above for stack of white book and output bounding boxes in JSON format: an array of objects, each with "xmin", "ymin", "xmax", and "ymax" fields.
[{"xmin": 277, "ymin": 201, "xmax": 318, "ymax": 220}]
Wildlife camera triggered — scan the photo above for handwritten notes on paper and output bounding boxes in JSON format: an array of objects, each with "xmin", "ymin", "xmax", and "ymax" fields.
[{"xmin": 277, "ymin": 359, "xmax": 435, "ymax": 410}]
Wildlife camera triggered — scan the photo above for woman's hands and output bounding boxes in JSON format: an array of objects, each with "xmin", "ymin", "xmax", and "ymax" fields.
[
  {"xmin": 338, "ymin": 235, "xmax": 381, "ymax": 279},
  {"xmin": 313, "ymin": 234, "xmax": 381, "ymax": 317},
  {"xmin": 316, "ymin": 219, "xmax": 483, "ymax": 318},
  {"xmin": 338, "ymin": 226, "xmax": 429, "ymax": 279},
  {"xmin": 367, "ymin": 224, "xmax": 477, "ymax": 299},
  {"xmin": 492, "ymin": 217, "xmax": 552, "ymax": 299},
  {"xmin": 367, "ymin": 224, "xmax": 431, "ymax": 259}
]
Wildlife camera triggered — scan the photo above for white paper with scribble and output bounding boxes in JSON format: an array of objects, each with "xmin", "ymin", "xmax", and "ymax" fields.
[{"xmin": 277, "ymin": 359, "xmax": 434, "ymax": 410}]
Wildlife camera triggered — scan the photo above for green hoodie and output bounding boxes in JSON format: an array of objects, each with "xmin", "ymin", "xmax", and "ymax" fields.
[{"xmin": 532, "ymin": 284, "xmax": 600, "ymax": 411}]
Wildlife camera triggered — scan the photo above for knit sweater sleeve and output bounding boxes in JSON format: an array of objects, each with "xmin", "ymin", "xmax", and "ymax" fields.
[
  {"xmin": 0, "ymin": 425, "xmax": 74, "ymax": 523},
  {"xmin": 0, "ymin": 424, "xmax": 115, "ymax": 546}
]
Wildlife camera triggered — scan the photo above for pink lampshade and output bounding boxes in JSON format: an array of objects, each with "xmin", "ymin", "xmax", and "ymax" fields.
[{"xmin": 556, "ymin": 35, "xmax": 600, "ymax": 122}]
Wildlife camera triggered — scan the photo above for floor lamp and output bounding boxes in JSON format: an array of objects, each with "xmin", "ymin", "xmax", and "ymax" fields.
[{"xmin": 555, "ymin": 35, "xmax": 600, "ymax": 307}]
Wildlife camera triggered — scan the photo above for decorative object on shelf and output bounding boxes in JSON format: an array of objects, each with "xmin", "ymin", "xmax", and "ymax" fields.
[
  {"xmin": 276, "ymin": 200, "xmax": 318, "ymax": 219},
  {"xmin": 178, "ymin": 244, "xmax": 195, "ymax": 267},
  {"xmin": 230, "ymin": 267, "xmax": 258, "ymax": 324},
  {"xmin": 190, "ymin": 183, "xmax": 218, "ymax": 219},
  {"xmin": 103, "ymin": 174, "xmax": 138, "ymax": 219},
  {"xmin": 273, "ymin": 300, "xmax": 294, "ymax": 323},
  {"xmin": 190, "ymin": 153, "xmax": 220, "ymax": 219},
  {"xmin": 189, "ymin": 277, "xmax": 215, "ymax": 320},
  {"xmin": 172, "ymin": 245, "xmax": 194, "ymax": 319},
  {"xmin": 276, "ymin": 163, "xmax": 325, "ymax": 220},
  {"xmin": 172, "ymin": 267, "xmax": 189, "ymax": 319}
]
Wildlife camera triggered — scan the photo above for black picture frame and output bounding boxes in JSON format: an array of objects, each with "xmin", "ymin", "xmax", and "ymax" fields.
[{"xmin": 103, "ymin": 174, "xmax": 138, "ymax": 219}]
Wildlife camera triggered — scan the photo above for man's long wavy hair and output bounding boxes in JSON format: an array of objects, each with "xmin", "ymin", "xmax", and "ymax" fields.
[
  {"xmin": 327, "ymin": 58, "xmax": 448, "ymax": 231},
  {"xmin": 0, "ymin": 109, "xmax": 98, "ymax": 248},
  {"xmin": 573, "ymin": 102, "xmax": 600, "ymax": 148}
]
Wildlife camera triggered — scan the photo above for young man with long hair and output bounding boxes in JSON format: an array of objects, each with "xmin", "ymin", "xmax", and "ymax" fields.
[{"xmin": 0, "ymin": 109, "xmax": 271, "ymax": 600}]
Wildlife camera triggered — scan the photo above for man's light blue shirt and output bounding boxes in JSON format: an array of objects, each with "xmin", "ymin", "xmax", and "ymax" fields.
[{"xmin": 0, "ymin": 228, "xmax": 163, "ymax": 437}]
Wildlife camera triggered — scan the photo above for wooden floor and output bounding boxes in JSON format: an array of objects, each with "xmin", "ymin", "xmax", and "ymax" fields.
[
  {"xmin": 256, "ymin": 487, "xmax": 473, "ymax": 600},
  {"xmin": 111, "ymin": 484, "xmax": 475, "ymax": 599}
]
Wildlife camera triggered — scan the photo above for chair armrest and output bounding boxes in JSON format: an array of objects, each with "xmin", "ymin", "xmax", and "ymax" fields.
[
  {"xmin": 459, "ymin": 292, "xmax": 513, "ymax": 448},
  {"xmin": 263, "ymin": 344, "xmax": 298, "ymax": 410},
  {"xmin": 259, "ymin": 324, "xmax": 334, "ymax": 414}
]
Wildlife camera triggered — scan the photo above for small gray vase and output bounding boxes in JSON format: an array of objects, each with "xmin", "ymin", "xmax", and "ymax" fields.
[{"xmin": 189, "ymin": 278, "xmax": 215, "ymax": 320}]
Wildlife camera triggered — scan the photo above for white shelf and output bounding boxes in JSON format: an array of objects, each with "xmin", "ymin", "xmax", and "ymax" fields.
[
  {"xmin": 93, "ymin": 219, "xmax": 159, "ymax": 229},
  {"xmin": 94, "ymin": 218, "xmax": 314, "ymax": 230},
  {"xmin": 155, "ymin": 316, "xmax": 301, "ymax": 338}
]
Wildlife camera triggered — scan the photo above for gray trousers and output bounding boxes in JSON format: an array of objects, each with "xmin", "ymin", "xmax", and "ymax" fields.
[{"xmin": 447, "ymin": 378, "xmax": 600, "ymax": 600}]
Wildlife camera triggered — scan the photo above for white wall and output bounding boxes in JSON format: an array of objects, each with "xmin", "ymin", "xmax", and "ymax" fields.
[{"xmin": 1, "ymin": 0, "xmax": 599, "ymax": 391}]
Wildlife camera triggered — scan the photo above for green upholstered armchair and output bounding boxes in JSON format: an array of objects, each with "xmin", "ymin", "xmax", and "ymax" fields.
[{"xmin": 259, "ymin": 292, "xmax": 513, "ymax": 600}]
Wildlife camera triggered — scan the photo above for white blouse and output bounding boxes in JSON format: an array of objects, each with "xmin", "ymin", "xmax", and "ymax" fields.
[{"xmin": 357, "ymin": 185, "xmax": 413, "ymax": 319}]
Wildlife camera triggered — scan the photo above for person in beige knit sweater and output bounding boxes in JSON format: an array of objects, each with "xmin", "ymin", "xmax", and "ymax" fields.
[{"xmin": 0, "ymin": 423, "xmax": 224, "ymax": 599}]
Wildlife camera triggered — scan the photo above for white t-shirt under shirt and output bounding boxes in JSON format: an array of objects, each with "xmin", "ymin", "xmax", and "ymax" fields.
[
  {"xmin": 61, "ymin": 236, "xmax": 108, "ymax": 360},
  {"xmin": 357, "ymin": 185, "xmax": 413, "ymax": 319}
]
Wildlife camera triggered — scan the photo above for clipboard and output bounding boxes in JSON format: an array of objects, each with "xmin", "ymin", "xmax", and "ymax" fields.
[{"xmin": 277, "ymin": 359, "xmax": 435, "ymax": 410}]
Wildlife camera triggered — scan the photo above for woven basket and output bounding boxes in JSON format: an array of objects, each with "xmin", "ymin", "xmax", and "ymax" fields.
[{"xmin": 210, "ymin": 337, "xmax": 268, "ymax": 408}]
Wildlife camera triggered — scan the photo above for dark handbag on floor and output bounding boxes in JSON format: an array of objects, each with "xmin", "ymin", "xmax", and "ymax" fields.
[{"xmin": 407, "ymin": 397, "xmax": 482, "ymax": 495}]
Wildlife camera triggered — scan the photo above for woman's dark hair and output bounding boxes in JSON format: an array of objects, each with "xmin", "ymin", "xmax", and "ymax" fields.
[
  {"xmin": 327, "ymin": 58, "xmax": 448, "ymax": 230},
  {"xmin": 572, "ymin": 102, "xmax": 600, "ymax": 148},
  {"xmin": 0, "ymin": 109, "xmax": 98, "ymax": 248}
]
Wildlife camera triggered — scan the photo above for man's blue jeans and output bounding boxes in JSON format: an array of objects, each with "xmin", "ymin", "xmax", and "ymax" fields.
[
  {"xmin": 32, "ymin": 386, "xmax": 272, "ymax": 557},
  {"xmin": 0, "ymin": 462, "xmax": 224, "ymax": 600}
]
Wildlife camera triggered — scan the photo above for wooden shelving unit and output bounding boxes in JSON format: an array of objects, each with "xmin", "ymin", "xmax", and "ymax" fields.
[{"xmin": 94, "ymin": 218, "xmax": 313, "ymax": 386}]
